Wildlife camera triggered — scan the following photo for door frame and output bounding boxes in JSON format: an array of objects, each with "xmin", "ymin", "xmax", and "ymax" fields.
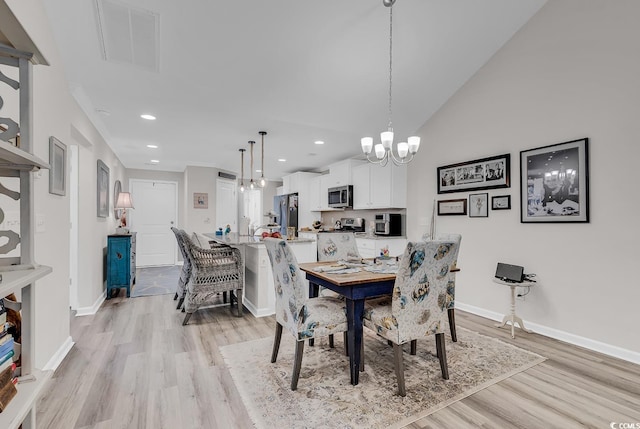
[
  {"xmin": 69, "ymin": 144, "xmax": 79, "ymax": 310},
  {"xmin": 129, "ymin": 178, "xmax": 179, "ymax": 265}
]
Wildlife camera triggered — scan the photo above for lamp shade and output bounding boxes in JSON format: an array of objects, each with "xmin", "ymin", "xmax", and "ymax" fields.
[{"xmin": 115, "ymin": 192, "xmax": 134, "ymax": 209}]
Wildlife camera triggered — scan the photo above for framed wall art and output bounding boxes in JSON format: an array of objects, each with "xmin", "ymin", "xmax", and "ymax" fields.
[
  {"xmin": 437, "ymin": 153, "xmax": 510, "ymax": 194},
  {"xmin": 97, "ymin": 159, "xmax": 110, "ymax": 218},
  {"xmin": 49, "ymin": 136, "xmax": 66, "ymax": 196},
  {"xmin": 469, "ymin": 193, "xmax": 489, "ymax": 217},
  {"xmin": 437, "ymin": 198, "xmax": 467, "ymax": 216},
  {"xmin": 194, "ymin": 192, "xmax": 208, "ymax": 209},
  {"xmin": 492, "ymin": 195, "xmax": 511, "ymax": 210},
  {"xmin": 520, "ymin": 138, "xmax": 589, "ymax": 223}
]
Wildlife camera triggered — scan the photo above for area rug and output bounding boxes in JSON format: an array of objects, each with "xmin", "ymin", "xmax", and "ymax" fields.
[
  {"xmin": 220, "ymin": 327, "xmax": 546, "ymax": 429},
  {"xmin": 131, "ymin": 265, "xmax": 181, "ymax": 297}
]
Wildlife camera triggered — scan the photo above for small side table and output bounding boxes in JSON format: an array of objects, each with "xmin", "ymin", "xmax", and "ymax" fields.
[{"xmin": 493, "ymin": 278, "xmax": 536, "ymax": 338}]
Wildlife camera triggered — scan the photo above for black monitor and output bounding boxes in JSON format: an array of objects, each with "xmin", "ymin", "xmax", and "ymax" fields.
[{"xmin": 495, "ymin": 263, "xmax": 524, "ymax": 283}]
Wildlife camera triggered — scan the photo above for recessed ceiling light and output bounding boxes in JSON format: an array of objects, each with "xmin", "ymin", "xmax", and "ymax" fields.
[
  {"xmin": 146, "ymin": 144, "xmax": 158, "ymax": 149},
  {"xmin": 141, "ymin": 114, "xmax": 156, "ymax": 120},
  {"xmin": 278, "ymin": 158, "xmax": 286, "ymax": 162},
  {"xmin": 150, "ymin": 159, "xmax": 160, "ymax": 163},
  {"xmin": 314, "ymin": 140, "xmax": 324, "ymax": 145}
]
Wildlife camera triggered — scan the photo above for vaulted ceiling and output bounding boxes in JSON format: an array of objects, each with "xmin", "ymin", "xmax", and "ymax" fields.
[{"xmin": 41, "ymin": 0, "xmax": 546, "ymax": 180}]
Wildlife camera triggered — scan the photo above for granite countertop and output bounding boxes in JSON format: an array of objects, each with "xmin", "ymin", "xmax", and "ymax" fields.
[
  {"xmin": 300, "ymin": 230, "xmax": 406, "ymax": 240},
  {"xmin": 204, "ymin": 232, "xmax": 315, "ymax": 246}
]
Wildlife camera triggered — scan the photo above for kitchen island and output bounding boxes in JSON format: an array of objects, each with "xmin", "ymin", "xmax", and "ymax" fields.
[{"xmin": 205, "ymin": 233, "xmax": 316, "ymax": 317}]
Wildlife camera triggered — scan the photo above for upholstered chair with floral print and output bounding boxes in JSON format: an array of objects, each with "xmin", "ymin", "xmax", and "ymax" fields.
[
  {"xmin": 264, "ymin": 238, "xmax": 348, "ymax": 390},
  {"xmin": 363, "ymin": 240, "xmax": 459, "ymax": 396},
  {"xmin": 317, "ymin": 232, "xmax": 361, "ymax": 262},
  {"xmin": 434, "ymin": 233, "xmax": 461, "ymax": 342}
]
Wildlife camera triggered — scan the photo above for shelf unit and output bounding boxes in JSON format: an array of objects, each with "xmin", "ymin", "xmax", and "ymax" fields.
[{"xmin": 0, "ymin": 45, "xmax": 52, "ymax": 429}]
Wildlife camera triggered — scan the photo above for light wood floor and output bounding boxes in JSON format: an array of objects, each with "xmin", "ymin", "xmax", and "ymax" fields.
[{"xmin": 36, "ymin": 293, "xmax": 640, "ymax": 429}]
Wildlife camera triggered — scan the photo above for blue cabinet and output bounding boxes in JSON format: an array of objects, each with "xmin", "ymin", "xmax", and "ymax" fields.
[{"xmin": 107, "ymin": 233, "xmax": 136, "ymax": 298}]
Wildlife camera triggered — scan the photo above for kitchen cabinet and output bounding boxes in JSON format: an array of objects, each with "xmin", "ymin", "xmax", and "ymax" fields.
[
  {"xmin": 324, "ymin": 159, "xmax": 364, "ymax": 188},
  {"xmin": 356, "ymin": 237, "xmax": 407, "ymax": 259},
  {"xmin": 280, "ymin": 172, "xmax": 321, "ymax": 228},
  {"xmin": 352, "ymin": 162, "xmax": 407, "ymax": 209},
  {"xmin": 310, "ymin": 174, "xmax": 341, "ymax": 212}
]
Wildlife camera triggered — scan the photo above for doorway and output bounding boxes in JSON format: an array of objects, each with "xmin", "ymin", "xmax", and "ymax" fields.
[
  {"xmin": 216, "ymin": 178, "xmax": 238, "ymax": 232},
  {"xmin": 129, "ymin": 179, "xmax": 178, "ymax": 266}
]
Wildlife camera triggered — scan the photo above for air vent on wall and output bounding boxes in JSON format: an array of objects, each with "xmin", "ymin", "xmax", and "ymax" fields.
[
  {"xmin": 95, "ymin": 0, "xmax": 159, "ymax": 72},
  {"xmin": 218, "ymin": 172, "xmax": 236, "ymax": 180}
]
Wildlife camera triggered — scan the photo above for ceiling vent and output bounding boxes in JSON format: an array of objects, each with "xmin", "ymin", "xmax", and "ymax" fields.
[{"xmin": 95, "ymin": 0, "xmax": 159, "ymax": 72}]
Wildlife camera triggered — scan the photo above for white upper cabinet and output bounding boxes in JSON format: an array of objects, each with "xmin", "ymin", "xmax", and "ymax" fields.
[
  {"xmin": 325, "ymin": 159, "xmax": 364, "ymax": 188},
  {"xmin": 352, "ymin": 162, "xmax": 407, "ymax": 209}
]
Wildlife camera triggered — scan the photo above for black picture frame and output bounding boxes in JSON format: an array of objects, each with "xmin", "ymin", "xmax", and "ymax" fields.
[
  {"xmin": 49, "ymin": 136, "xmax": 66, "ymax": 196},
  {"xmin": 520, "ymin": 138, "xmax": 589, "ymax": 223},
  {"xmin": 492, "ymin": 195, "xmax": 511, "ymax": 210},
  {"xmin": 97, "ymin": 160, "xmax": 110, "ymax": 218},
  {"xmin": 437, "ymin": 153, "xmax": 510, "ymax": 194},
  {"xmin": 437, "ymin": 198, "xmax": 467, "ymax": 216},
  {"xmin": 469, "ymin": 193, "xmax": 489, "ymax": 217}
]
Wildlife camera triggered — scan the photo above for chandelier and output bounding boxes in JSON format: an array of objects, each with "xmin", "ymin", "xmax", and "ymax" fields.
[{"xmin": 361, "ymin": 0, "xmax": 420, "ymax": 166}]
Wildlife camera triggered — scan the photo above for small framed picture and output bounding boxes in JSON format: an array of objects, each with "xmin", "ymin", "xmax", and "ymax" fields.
[
  {"xmin": 492, "ymin": 195, "xmax": 511, "ymax": 210},
  {"xmin": 49, "ymin": 136, "xmax": 66, "ymax": 196},
  {"xmin": 194, "ymin": 192, "xmax": 208, "ymax": 209},
  {"xmin": 437, "ymin": 198, "xmax": 467, "ymax": 216},
  {"xmin": 469, "ymin": 193, "xmax": 488, "ymax": 217}
]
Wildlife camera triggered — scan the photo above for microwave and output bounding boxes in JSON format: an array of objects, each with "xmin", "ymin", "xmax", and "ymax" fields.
[
  {"xmin": 328, "ymin": 185, "xmax": 353, "ymax": 208},
  {"xmin": 374, "ymin": 213, "xmax": 402, "ymax": 236}
]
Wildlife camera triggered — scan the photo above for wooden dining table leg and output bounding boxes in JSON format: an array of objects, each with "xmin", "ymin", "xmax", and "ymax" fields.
[{"xmin": 346, "ymin": 298, "xmax": 365, "ymax": 385}]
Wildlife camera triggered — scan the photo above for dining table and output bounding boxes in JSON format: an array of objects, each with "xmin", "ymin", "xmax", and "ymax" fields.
[{"xmin": 298, "ymin": 260, "xmax": 397, "ymax": 386}]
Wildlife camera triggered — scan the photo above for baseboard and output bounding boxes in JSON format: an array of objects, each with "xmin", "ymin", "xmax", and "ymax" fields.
[
  {"xmin": 242, "ymin": 298, "xmax": 274, "ymax": 318},
  {"xmin": 42, "ymin": 335, "xmax": 74, "ymax": 371},
  {"xmin": 456, "ymin": 301, "xmax": 640, "ymax": 365},
  {"xmin": 75, "ymin": 291, "xmax": 106, "ymax": 316}
]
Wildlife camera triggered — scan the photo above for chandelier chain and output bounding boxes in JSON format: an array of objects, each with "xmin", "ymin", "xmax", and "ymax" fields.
[{"xmin": 388, "ymin": 5, "xmax": 393, "ymax": 130}]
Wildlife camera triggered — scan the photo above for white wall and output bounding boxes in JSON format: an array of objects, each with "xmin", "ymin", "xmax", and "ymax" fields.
[
  {"xmin": 407, "ymin": 0, "xmax": 640, "ymax": 359},
  {"xmin": 5, "ymin": 0, "xmax": 128, "ymax": 367}
]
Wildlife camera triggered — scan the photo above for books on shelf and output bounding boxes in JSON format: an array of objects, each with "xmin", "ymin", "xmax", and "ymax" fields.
[{"xmin": 0, "ymin": 360, "xmax": 17, "ymax": 413}]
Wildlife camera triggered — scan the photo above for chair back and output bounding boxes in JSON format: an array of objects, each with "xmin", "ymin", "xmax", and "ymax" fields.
[
  {"xmin": 392, "ymin": 240, "xmax": 459, "ymax": 343},
  {"xmin": 172, "ymin": 228, "xmax": 192, "ymax": 270},
  {"xmin": 434, "ymin": 233, "xmax": 461, "ymax": 309},
  {"xmin": 264, "ymin": 238, "xmax": 308, "ymax": 337},
  {"xmin": 317, "ymin": 232, "xmax": 361, "ymax": 261}
]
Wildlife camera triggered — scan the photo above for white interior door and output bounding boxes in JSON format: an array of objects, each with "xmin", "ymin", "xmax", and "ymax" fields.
[
  {"xmin": 129, "ymin": 179, "xmax": 178, "ymax": 266},
  {"xmin": 216, "ymin": 178, "xmax": 238, "ymax": 232}
]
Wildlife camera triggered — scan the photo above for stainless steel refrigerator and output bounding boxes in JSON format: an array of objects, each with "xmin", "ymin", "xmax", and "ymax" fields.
[{"xmin": 273, "ymin": 193, "xmax": 298, "ymax": 237}]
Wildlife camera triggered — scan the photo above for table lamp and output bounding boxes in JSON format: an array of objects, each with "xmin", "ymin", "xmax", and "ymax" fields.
[{"xmin": 115, "ymin": 192, "xmax": 134, "ymax": 234}]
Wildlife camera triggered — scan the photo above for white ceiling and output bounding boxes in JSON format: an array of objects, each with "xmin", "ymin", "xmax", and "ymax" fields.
[{"xmin": 41, "ymin": 0, "xmax": 545, "ymax": 181}]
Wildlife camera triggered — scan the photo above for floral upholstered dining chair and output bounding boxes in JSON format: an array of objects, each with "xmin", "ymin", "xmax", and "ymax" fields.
[
  {"xmin": 363, "ymin": 239, "xmax": 459, "ymax": 396},
  {"xmin": 317, "ymin": 232, "xmax": 361, "ymax": 262},
  {"xmin": 434, "ymin": 233, "xmax": 461, "ymax": 342},
  {"xmin": 263, "ymin": 238, "xmax": 348, "ymax": 390}
]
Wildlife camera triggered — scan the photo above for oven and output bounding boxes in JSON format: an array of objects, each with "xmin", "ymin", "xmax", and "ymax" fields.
[{"xmin": 374, "ymin": 213, "xmax": 402, "ymax": 236}]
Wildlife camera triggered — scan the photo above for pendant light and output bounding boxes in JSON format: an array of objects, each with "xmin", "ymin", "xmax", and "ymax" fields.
[
  {"xmin": 361, "ymin": 0, "xmax": 420, "ymax": 166},
  {"xmin": 259, "ymin": 131, "xmax": 267, "ymax": 187},
  {"xmin": 239, "ymin": 148, "xmax": 246, "ymax": 193},
  {"xmin": 248, "ymin": 140, "xmax": 256, "ymax": 190}
]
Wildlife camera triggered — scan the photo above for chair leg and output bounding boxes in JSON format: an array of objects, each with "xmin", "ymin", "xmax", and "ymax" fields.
[
  {"xmin": 344, "ymin": 332, "xmax": 349, "ymax": 356},
  {"xmin": 223, "ymin": 291, "xmax": 228, "ymax": 303},
  {"xmin": 329, "ymin": 334, "xmax": 334, "ymax": 348},
  {"xmin": 291, "ymin": 340, "xmax": 305, "ymax": 391},
  {"xmin": 360, "ymin": 338, "xmax": 365, "ymax": 372},
  {"xmin": 271, "ymin": 322, "xmax": 283, "ymax": 363},
  {"xmin": 182, "ymin": 312, "xmax": 193, "ymax": 326},
  {"xmin": 173, "ymin": 292, "xmax": 178, "ymax": 300},
  {"xmin": 235, "ymin": 289, "xmax": 243, "ymax": 317},
  {"xmin": 436, "ymin": 333, "xmax": 449, "ymax": 380},
  {"xmin": 410, "ymin": 339, "xmax": 417, "ymax": 355},
  {"xmin": 448, "ymin": 308, "xmax": 457, "ymax": 342},
  {"xmin": 176, "ymin": 296, "xmax": 184, "ymax": 310},
  {"xmin": 392, "ymin": 343, "xmax": 406, "ymax": 397}
]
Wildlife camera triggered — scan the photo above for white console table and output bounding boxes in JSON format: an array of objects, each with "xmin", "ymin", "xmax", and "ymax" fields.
[{"xmin": 493, "ymin": 278, "xmax": 536, "ymax": 338}]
